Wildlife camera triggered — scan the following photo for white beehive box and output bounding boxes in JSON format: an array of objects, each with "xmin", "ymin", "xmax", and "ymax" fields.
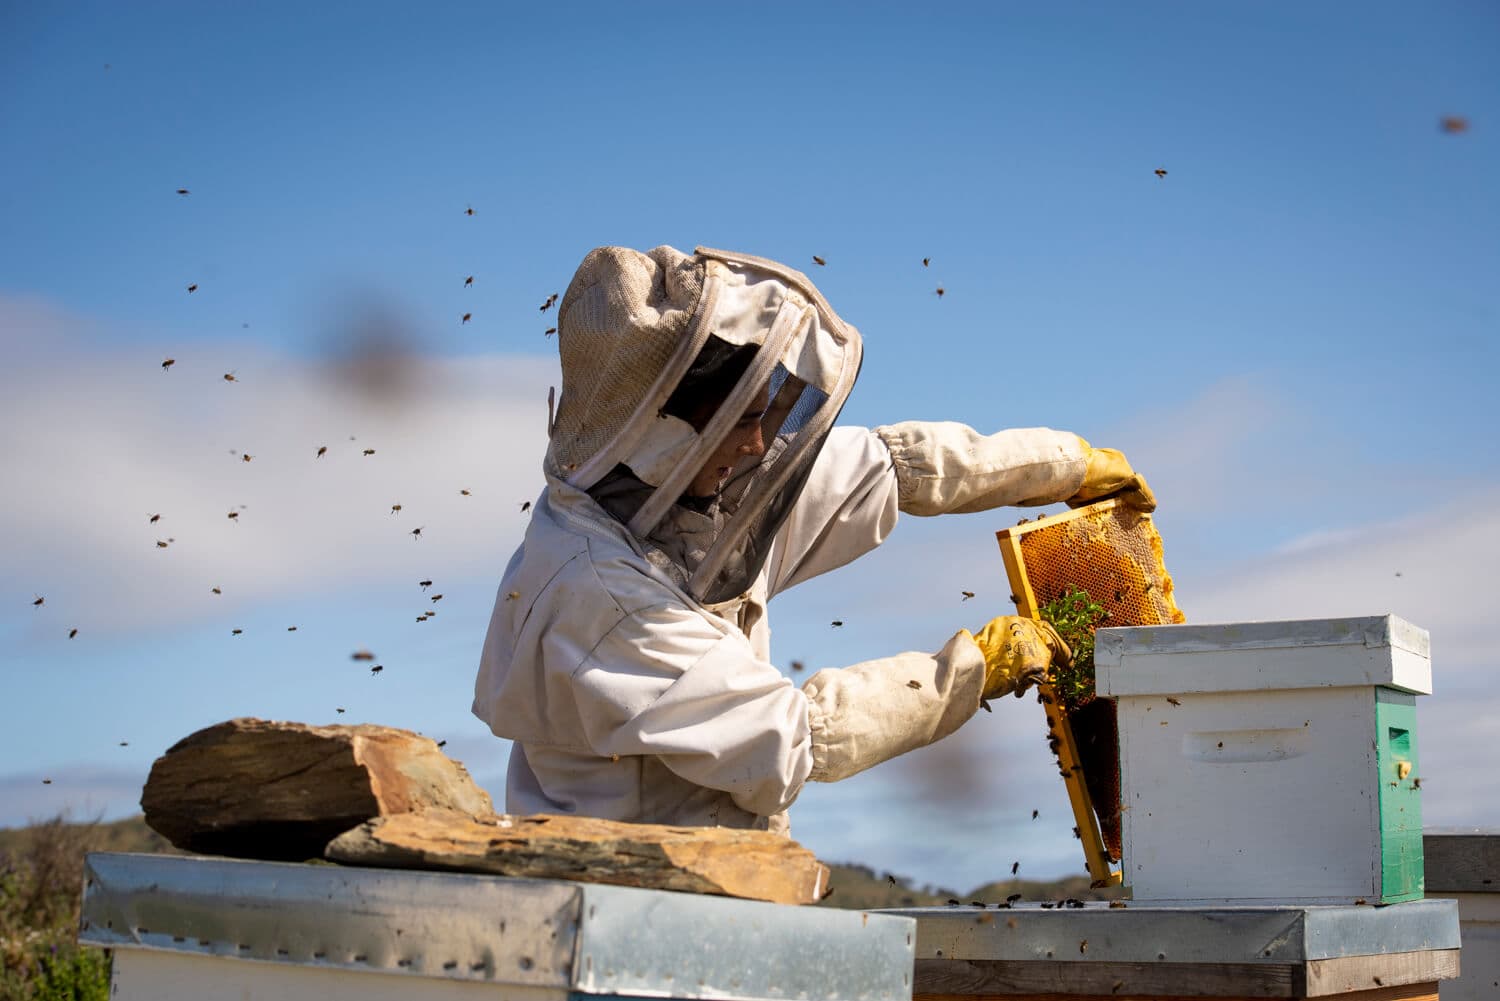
[{"xmin": 1095, "ymin": 614, "xmax": 1430, "ymax": 905}]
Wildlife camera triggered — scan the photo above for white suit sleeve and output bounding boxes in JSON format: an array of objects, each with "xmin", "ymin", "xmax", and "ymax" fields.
[
  {"xmin": 570, "ymin": 602, "xmax": 815, "ymax": 819},
  {"xmin": 875, "ymin": 421, "xmax": 1088, "ymax": 515}
]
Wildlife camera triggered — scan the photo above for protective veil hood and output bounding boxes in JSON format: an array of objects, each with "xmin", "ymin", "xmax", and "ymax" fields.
[{"xmin": 545, "ymin": 246, "xmax": 863, "ymax": 605}]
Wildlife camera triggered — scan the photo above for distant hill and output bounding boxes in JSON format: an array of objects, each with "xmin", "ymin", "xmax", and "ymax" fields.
[{"xmin": 0, "ymin": 815, "xmax": 1117, "ymax": 909}]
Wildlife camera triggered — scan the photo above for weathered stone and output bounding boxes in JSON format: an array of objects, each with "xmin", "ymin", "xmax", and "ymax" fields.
[
  {"xmin": 141, "ymin": 718, "xmax": 492, "ymax": 859},
  {"xmin": 326, "ymin": 809, "xmax": 830, "ymax": 905}
]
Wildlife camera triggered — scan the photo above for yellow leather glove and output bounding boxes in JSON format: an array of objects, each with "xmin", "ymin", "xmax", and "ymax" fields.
[
  {"xmin": 1068, "ymin": 436, "xmax": 1157, "ymax": 512},
  {"xmin": 962, "ymin": 616, "xmax": 1073, "ymax": 700}
]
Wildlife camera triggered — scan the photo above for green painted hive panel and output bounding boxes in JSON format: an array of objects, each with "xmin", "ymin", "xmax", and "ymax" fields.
[{"xmin": 1375, "ymin": 689, "xmax": 1424, "ymax": 902}]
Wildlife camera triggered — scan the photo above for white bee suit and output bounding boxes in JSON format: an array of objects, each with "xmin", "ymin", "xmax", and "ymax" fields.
[{"xmin": 473, "ymin": 245, "xmax": 1087, "ymax": 832}]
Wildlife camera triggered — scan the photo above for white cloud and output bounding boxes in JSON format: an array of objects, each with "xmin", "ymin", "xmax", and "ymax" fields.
[{"xmin": 1, "ymin": 296, "xmax": 559, "ymax": 636}]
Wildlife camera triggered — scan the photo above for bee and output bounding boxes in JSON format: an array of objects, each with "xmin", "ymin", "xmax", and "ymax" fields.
[
  {"xmin": 464, "ymin": 276, "xmax": 473, "ymax": 287},
  {"xmin": 1111, "ymin": 981, "xmax": 1125, "ymax": 994},
  {"xmin": 1009, "ymin": 594, "xmax": 1020, "ymax": 604},
  {"xmin": 1079, "ymin": 939, "xmax": 1088, "ymax": 954},
  {"xmin": 461, "ymin": 313, "xmax": 472, "ymax": 324},
  {"xmin": 790, "ymin": 660, "xmax": 805, "ymax": 672},
  {"xmin": 161, "ymin": 358, "xmax": 176, "ymax": 371},
  {"xmin": 886, "ymin": 874, "xmax": 897, "ymax": 886},
  {"xmin": 68, "ymin": 628, "xmax": 78, "ymax": 639},
  {"xmin": 287, "ymin": 626, "xmax": 297, "ymax": 632},
  {"xmin": 231, "ymin": 628, "xmax": 242, "ymax": 635},
  {"xmin": 390, "ymin": 504, "xmax": 402, "ymax": 515},
  {"xmin": 1413, "ymin": 777, "xmax": 1423, "ymax": 789},
  {"xmin": 351, "ymin": 649, "xmax": 375, "ymax": 661},
  {"xmin": 416, "ymin": 615, "xmax": 428, "ymax": 623},
  {"xmin": 519, "ymin": 500, "xmax": 530, "ymax": 511},
  {"xmin": 1143, "ymin": 582, "xmax": 1153, "ymax": 592},
  {"xmin": 419, "ymin": 579, "xmax": 433, "ymax": 590},
  {"xmin": 970, "ymin": 900, "xmax": 986, "ymax": 908},
  {"xmin": 32, "ymin": 595, "xmax": 44, "ymax": 607},
  {"xmin": 1439, "ymin": 116, "xmax": 1468, "ymax": 134},
  {"xmin": 1394, "ymin": 571, "xmax": 1402, "ymax": 578},
  {"xmin": 186, "ymin": 283, "xmax": 198, "ymax": 293},
  {"xmin": 907, "ymin": 680, "xmax": 921, "ymax": 690},
  {"xmin": 1006, "ymin": 893, "xmax": 1022, "ymax": 903},
  {"xmin": 430, "ymin": 594, "xmax": 443, "ymax": 603},
  {"xmin": 370, "ymin": 664, "xmax": 383, "ymax": 674},
  {"xmin": 961, "ymin": 590, "xmax": 975, "ymax": 601},
  {"xmin": 1154, "ymin": 168, "xmax": 1167, "ymax": 178},
  {"xmin": 1113, "ymin": 589, "xmax": 1123, "ymax": 602},
  {"xmin": 935, "ymin": 287, "xmax": 945, "ymax": 298},
  {"xmin": 922, "ymin": 257, "xmax": 930, "ymax": 267},
  {"xmin": 1108, "ymin": 900, "xmax": 1127, "ymax": 909},
  {"xmin": 1011, "ymin": 861, "xmax": 1020, "ymax": 876},
  {"xmin": 223, "ymin": 372, "xmax": 237, "ymax": 382},
  {"xmin": 411, "ymin": 526, "xmax": 424, "ymax": 539},
  {"xmin": 464, "ymin": 205, "xmax": 475, "ymax": 216},
  {"xmin": 42, "ymin": 778, "xmax": 51, "ymax": 785},
  {"xmin": 1373, "ymin": 977, "xmax": 1384, "ymax": 987},
  {"xmin": 176, "ymin": 188, "xmax": 189, "ymax": 195},
  {"xmin": 946, "ymin": 899, "xmax": 961, "ymax": 907},
  {"xmin": 336, "ymin": 707, "xmax": 345, "ymax": 714},
  {"xmin": 1355, "ymin": 898, "xmax": 1369, "ymax": 906},
  {"xmin": 211, "ymin": 587, "xmax": 222, "ymax": 595},
  {"xmin": 544, "ymin": 327, "xmax": 557, "ymax": 336},
  {"xmin": 119, "ymin": 741, "xmax": 128, "ymax": 747},
  {"xmin": 830, "ymin": 620, "xmax": 843, "ymax": 628},
  {"xmin": 316, "ymin": 446, "xmax": 327, "ymax": 458},
  {"xmin": 149, "ymin": 513, "xmax": 161, "ymax": 523},
  {"xmin": 437, "ymin": 740, "xmax": 447, "ymax": 748},
  {"xmin": 540, "ymin": 293, "xmax": 558, "ymax": 312},
  {"xmin": 156, "ymin": 540, "xmax": 169, "ymax": 548},
  {"xmin": 1032, "ymin": 809, "xmax": 1039, "ymax": 820},
  {"xmin": 227, "ymin": 511, "xmax": 239, "ymax": 521},
  {"xmin": 1072, "ymin": 827, "xmax": 1081, "ymax": 839},
  {"xmin": 461, "ymin": 489, "xmax": 472, "ymax": 496},
  {"xmin": 505, "ymin": 591, "xmax": 520, "ymax": 601},
  {"xmin": 242, "ymin": 454, "xmax": 252, "ymax": 462},
  {"xmin": 363, "ymin": 449, "xmax": 376, "ymax": 456},
  {"xmin": 812, "ymin": 256, "xmax": 826, "ymax": 266},
  {"xmin": 1166, "ymin": 697, "xmax": 1181, "ymax": 706},
  {"xmin": 610, "ymin": 753, "xmax": 620, "ymax": 763}
]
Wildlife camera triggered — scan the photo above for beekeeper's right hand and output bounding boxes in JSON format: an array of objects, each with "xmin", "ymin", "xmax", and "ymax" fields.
[{"xmin": 962, "ymin": 616, "xmax": 1072, "ymax": 699}]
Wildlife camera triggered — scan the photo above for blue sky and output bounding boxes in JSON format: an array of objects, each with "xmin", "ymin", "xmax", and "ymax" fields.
[{"xmin": 1, "ymin": 2, "xmax": 1496, "ymax": 893}]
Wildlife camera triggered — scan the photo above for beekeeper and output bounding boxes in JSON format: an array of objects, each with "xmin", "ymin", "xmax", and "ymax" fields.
[{"xmin": 474, "ymin": 246, "xmax": 1155, "ymax": 833}]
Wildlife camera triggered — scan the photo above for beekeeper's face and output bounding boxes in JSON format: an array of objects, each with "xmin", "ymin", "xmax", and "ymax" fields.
[{"xmin": 686, "ymin": 386, "xmax": 769, "ymax": 497}]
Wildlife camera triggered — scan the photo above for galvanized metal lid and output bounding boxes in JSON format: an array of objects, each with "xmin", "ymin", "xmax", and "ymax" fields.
[
  {"xmin": 1096, "ymin": 614, "xmax": 1432, "ymax": 696},
  {"xmin": 80, "ymin": 853, "xmax": 915, "ymax": 1000}
]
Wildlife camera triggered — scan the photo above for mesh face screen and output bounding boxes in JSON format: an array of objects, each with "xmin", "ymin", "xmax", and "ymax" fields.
[{"xmin": 1014, "ymin": 504, "xmax": 1184, "ymax": 627}]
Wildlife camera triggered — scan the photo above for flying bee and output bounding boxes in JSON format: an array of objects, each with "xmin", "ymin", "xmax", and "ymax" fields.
[
  {"xmin": 907, "ymin": 680, "xmax": 922, "ymax": 690},
  {"xmin": 540, "ymin": 293, "xmax": 558, "ymax": 312},
  {"xmin": 961, "ymin": 590, "xmax": 975, "ymax": 601},
  {"xmin": 830, "ymin": 620, "xmax": 843, "ymax": 628},
  {"xmin": 1440, "ymin": 116, "xmax": 1469, "ymax": 134},
  {"xmin": 1166, "ymin": 697, "xmax": 1181, "ymax": 706},
  {"xmin": 464, "ymin": 205, "xmax": 475, "ymax": 216},
  {"xmin": 1079, "ymin": 940, "xmax": 1088, "ymax": 954},
  {"xmin": 437, "ymin": 740, "xmax": 447, "ymax": 748},
  {"xmin": 419, "ymin": 579, "xmax": 433, "ymax": 590},
  {"xmin": 1112, "ymin": 981, "xmax": 1125, "ymax": 994},
  {"xmin": 187, "ymin": 283, "xmax": 198, "ymax": 293},
  {"xmin": 812, "ymin": 255, "xmax": 826, "ymax": 266},
  {"xmin": 411, "ymin": 526, "xmax": 423, "ymax": 539},
  {"xmin": 1011, "ymin": 861, "xmax": 1020, "ymax": 875},
  {"xmin": 544, "ymin": 327, "xmax": 557, "ymax": 336},
  {"xmin": 316, "ymin": 445, "xmax": 327, "ymax": 458},
  {"xmin": 161, "ymin": 358, "xmax": 175, "ymax": 370},
  {"xmin": 223, "ymin": 372, "xmax": 237, "ymax": 382},
  {"xmin": 336, "ymin": 707, "xmax": 345, "ymax": 714},
  {"xmin": 227, "ymin": 511, "xmax": 239, "ymax": 520},
  {"xmin": 242, "ymin": 454, "xmax": 252, "ymax": 462},
  {"xmin": 119, "ymin": 741, "xmax": 128, "ymax": 747},
  {"xmin": 461, "ymin": 489, "xmax": 472, "ymax": 496},
  {"xmin": 231, "ymin": 628, "xmax": 242, "ymax": 635},
  {"xmin": 519, "ymin": 500, "xmax": 530, "ymax": 511},
  {"xmin": 1154, "ymin": 168, "xmax": 1167, "ymax": 178},
  {"xmin": 464, "ymin": 275, "xmax": 473, "ymax": 287},
  {"xmin": 461, "ymin": 313, "xmax": 471, "ymax": 324},
  {"xmin": 156, "ymin": 540, "xmax": 169, "ymax": 548},
  {"xmin": 287, "ymin": 626, "xmax": 297, "ymax": 632},
  {"xmin": 149, "ymin": 513, "xmax": 161, "ymax": 523},
  {"xmin": 505, "ymin": 591, "xmax": 520, "ymax": 601},
  {"xmin": 886, "ymin": 874, "xmax": 897, "ymax": 885},
  {"xmin": 370, "ymin": 664, "xmax": 383, "ymax": 674},
  {"xmin": 790, "ymin": 660, "xmax": 805, "ymax": 672},
  {"xmin": 922, "ymin": 257, "xmax": 930, "ymax": 267},
  {"xmin": 42, "ymin": 779, "xmax": 51, "ymax": 785},
  {"xmin": 176, "ymin": 188, "xmax": 189, "ymax": 195},
  {"xmin": 363, "ymin": 449, "xmax": 376, "ymax": 456},
  {"xmin": 351, "ymin": 649, "xmax": 375, "ymax": 661},
  {"xmin": 430, "ymin": 594, "xmax": 443, "ymax": 603},
  {"xmin": 390, "ymin": 504, "xmax": 402, "ymax": 515},
  {"xmin": 68, "ymin": 628, "xmax": 78, "ymax": 639},
  {"xmin": 1032, "ymin": 809, "xmax": 1039, "ymax": 819},
  {"xmin": 935, "ymin": 287, "xmax": 945, "ymax": 297}
]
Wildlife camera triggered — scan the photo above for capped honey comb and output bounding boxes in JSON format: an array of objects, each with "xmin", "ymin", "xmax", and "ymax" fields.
[{"xmin": 996, "ymin": 498, "xmax": 1183, "ymax": 872}]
